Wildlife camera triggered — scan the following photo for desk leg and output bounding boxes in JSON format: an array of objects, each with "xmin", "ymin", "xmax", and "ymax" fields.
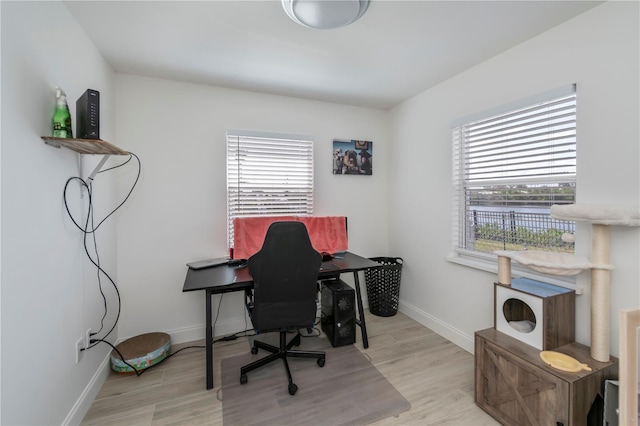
[
  {"xmin": 205, "ymin": 289, "xmax": 214, "ymax": 390},
  {"xmin": 352, "ymin": 271, "xmax": 369, "ymax": 349}
]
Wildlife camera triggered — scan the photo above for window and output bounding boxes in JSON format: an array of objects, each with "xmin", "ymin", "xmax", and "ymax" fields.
[
  {"xmin": 226, "ymin": 130, "xmax": 314, "ymax": 248},
  {"xmin": 451, "ymin": 85, "xmax": 577, "ymax": 269}
]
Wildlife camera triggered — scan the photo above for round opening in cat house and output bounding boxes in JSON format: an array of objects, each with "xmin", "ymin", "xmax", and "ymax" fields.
[
  {"xmin": 503, "ymin": 298, "xmax": 537, "ymax": 334},
  {"xmin": 495, "ymin": 279, "xmax": 575, "ymax": 350}
]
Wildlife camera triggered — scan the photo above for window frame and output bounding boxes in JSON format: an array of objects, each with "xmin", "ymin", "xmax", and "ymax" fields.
[{"xmin": 448, "ymin": 85, "xmax": 578, "ymax": 286}]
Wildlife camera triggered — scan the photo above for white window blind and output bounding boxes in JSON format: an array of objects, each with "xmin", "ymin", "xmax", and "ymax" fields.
[
  {"xmin": 226, "ymin": 130, "xmax": 314, "ymax": 247},
  {"xmin": 452, "ymin": 85, "xmax": 577, "ymax": 261}
]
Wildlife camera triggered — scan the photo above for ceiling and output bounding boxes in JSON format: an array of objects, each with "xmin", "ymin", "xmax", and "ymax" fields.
[{"xmin": 64, "ymin": 1, "xmax": 601, "ymax": 110}]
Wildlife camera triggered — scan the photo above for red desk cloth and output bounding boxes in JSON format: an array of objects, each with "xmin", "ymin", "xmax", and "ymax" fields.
[{"xmin": 233, "ymin": 216, "xmax": 348, "ymax": 260}]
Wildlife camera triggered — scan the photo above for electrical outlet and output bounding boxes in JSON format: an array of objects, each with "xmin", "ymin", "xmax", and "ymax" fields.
[
  {"xmin": 75, "ymin": 337, "xmax": 84, "ymax": 364},
  {"xmin": 84, "ymin": 328, "xmax": 92, "ymax": 349}
]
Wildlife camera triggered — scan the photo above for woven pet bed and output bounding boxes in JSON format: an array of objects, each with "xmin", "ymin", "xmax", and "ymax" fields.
[{"xmin": 110, "ymin": 332, "xmax": 171, "ymax": 373}]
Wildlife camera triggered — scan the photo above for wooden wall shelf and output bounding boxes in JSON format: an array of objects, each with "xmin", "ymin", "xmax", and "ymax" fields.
[{"xmin": 41, "ymin": 136, "xmax": 128, "ymax": 156}]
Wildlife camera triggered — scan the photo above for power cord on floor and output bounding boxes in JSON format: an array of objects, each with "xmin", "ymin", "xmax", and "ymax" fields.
[
  {"xmin": 88, "ymin": 328, "xmax": 257, "ymax": 377},
  {"xmin": 217, "ymin": 329, "xmax": 256, "ymax": 342}
]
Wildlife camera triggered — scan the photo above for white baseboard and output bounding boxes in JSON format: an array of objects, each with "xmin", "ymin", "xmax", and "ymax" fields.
[
  {"xmin": 398, "ymin": 299, "xmax": 475, "ymax": 354},
  {"xmin": 63, "ymin": 352, "xmax": 112, "ymax": 425},
  {"xmin": 166, "ymin": 316, "xmax": 252, "ymax": 345}
]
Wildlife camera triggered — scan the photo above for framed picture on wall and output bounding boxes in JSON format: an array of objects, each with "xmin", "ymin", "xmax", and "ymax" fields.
[{"xmin": 333, "ymin": 139, "xmax": 373, "ymax": 175}]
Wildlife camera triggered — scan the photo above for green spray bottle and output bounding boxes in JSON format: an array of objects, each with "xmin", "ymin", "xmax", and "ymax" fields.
[{"xmin": 52, "ymin": 87, "xmax": 73, "ymax": 138}]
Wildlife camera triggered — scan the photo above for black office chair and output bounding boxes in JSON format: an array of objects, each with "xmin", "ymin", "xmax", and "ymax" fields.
[{"xmin": 240, "ymin": 221, "xmax": 326, "ymax": 395}]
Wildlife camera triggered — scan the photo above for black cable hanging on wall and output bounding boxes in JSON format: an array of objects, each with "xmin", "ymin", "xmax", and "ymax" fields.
[
  {"xmin": 63, "ymin": 152, "xmax": 141, "ymax": 346},
  {"xmin": 64, "ymin": 152, "xmax": 255, "ymax": 376}
]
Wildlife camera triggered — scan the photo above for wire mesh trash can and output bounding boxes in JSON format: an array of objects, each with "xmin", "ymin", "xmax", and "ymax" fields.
[{"xmin": 365, "ymin": 257, "xmax": 404, "ymax": 317}]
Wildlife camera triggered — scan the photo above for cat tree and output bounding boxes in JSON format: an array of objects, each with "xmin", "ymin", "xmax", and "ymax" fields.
[{"xmin": 496, "ymin": 204, "xmax": 640, "ymax": 362}]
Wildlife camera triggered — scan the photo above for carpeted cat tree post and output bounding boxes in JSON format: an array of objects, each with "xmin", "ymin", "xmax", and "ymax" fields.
[{"xmin": 590, "ymin": 223, "xmax": 610, "ymax": 362}]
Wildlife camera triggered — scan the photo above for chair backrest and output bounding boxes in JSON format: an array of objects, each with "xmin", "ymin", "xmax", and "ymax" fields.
[{"xmin": 248, "ymin": 221, "xmax": 322, "ymax": 331}]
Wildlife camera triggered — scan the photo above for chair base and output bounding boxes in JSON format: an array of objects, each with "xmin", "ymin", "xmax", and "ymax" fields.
[{"xmin": 240, "ymin": 330, "xmax": 325, "ymax": 395}]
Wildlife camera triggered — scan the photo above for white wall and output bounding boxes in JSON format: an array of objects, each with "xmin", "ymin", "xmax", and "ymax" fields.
[
  {"xmin": 1, "ymin": 2, "xmax": 119, "ymax": 424},
  {"xmin": 388, "ymin": 1, "xmax": 640, "ymax": 355},
  {"xmin": 114, "ymin": 75, "xmax": 389, "ymax": 342}
]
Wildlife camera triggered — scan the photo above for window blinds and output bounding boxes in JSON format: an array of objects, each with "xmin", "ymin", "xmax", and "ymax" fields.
[
  {"xmin": 226, "ymin": 130, "xmax": 314, "ymax": 246},
  {"xmin": 463, "ymin": 95, "xmax": 577, "ymax": 186},
  {"xmin": 453, "ymin": 85, "xmax": 576, "ymax": 206}
]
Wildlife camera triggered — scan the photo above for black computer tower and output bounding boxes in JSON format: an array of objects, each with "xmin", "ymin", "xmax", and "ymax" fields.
[{"xmin": 321, "ymin": 279, "xmax": 356, "ymax": 347}]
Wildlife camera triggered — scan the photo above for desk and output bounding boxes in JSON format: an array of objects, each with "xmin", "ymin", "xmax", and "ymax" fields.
[{"xmin": 182, "ymin": 251, "xmax": 381, "ymax": 390}]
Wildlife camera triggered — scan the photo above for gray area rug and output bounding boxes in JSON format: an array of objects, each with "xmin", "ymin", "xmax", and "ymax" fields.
[{"xmin": 221, "ymin": 335, "xmax": 411, "ymax": 425}]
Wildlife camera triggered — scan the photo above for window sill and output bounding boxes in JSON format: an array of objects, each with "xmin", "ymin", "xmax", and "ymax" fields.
[{"xmin": 446, "ymin": 250, "xmax": 579, "ymax": 292}]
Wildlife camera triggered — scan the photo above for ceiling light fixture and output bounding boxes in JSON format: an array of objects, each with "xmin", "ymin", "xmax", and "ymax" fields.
[{"xmin": 281, "ymin": 0, "xmax": 369, "ymax": 30}]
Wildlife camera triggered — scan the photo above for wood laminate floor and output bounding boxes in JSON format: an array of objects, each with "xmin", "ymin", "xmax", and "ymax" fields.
[{"xmin": 81, "ymin": 311, "xmax": 500, "ymax": 425}]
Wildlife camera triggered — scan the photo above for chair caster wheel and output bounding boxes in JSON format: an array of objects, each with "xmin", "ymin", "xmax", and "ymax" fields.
[
  {"xmin": 240, "ymin": 374, "xmax": 248, "ymax": 385},
  {"xmin": 251, "ymin": 347, "xmax": 258, "ymax": 355},
  {"xmin": 317, "ymin": 358, "xmax": 325, "ymax": 367},
  {"xmin": 288, "ymin": 383, "xmax": 298, "ymax": 395}
]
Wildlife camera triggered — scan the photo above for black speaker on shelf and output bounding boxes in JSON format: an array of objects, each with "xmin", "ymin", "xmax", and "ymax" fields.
[{"xmin": 321, "ymin": 278, "xmax": 355, "ymax": 347}]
